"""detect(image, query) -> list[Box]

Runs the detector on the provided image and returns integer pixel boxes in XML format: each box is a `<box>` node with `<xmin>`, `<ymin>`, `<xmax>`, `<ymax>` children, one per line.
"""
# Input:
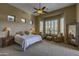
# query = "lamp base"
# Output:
<box><xmin>6</xmin><ymin>31</ymin><xmax>10</xmax><ymax>37</ymax></box>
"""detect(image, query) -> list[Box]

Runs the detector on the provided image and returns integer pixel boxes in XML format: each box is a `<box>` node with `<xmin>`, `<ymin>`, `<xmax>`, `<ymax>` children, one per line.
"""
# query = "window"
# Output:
<box><xmin>39</xmin><ymin>20</ymin><xmax>43</xmax><ymax>33</ymax></box>
<box><xmin>60</xmin><ymin>17</ymin><xmax>64</xmax><ymax>34</ymax></box>
<box><xmin>45</xmin><ymin>20</ymin><xmax>51</xmax><ymax>34</ymax></box>
<box><xmin>53</xmin><ymin>20</ymin><xmax>58</xmax><ymax>34</ymax></box>
<box><xmin>39</xmin><ymin>15</ymin><xmax>64</xmax><ymax>35</ymax></box>
<box><xmin>45</xmin><ymin>19</ymin><xmax>58</xmax><ymax>34</ymax></box>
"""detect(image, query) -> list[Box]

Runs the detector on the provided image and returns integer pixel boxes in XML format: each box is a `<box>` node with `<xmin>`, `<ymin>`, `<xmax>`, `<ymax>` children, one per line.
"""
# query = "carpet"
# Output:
<box><xmin>0</xmin><ymin>40</ymin><xmax>79</xmax><ymax>56</ymax></box>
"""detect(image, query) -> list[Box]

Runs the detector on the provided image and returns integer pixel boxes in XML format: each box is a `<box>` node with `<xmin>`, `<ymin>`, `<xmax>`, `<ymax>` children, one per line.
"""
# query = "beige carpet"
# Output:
<box><xmin>0</xmin><ymin>40</ymin><xmax>79</xmax><ymax>56</ymax></box>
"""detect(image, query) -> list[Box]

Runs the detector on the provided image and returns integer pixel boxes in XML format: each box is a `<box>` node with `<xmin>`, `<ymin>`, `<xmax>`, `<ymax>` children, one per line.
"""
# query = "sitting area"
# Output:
<box><xmin>41</xmin><ymin>33</ymin><xmax>64</xmax><ymax>42</ymax></box>
<box><xmin>38</xmin><ymin>31</ymin><xmax>78</xmax><ymax>48</ymax></box>
<box><xmin>53</xmin><ymin>33</ymin><xmax>64</xmax><ymax>42</ymax></box>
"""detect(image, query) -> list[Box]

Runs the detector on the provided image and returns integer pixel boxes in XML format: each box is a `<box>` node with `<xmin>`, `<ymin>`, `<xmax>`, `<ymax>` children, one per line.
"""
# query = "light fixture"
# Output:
<box><xmin>37</xmin><ymin>9</ymin><xmax>43</xmax><ymax>14</ymax></box>
<box><xmin>21</xmin><ymin>18</ymin><xmax>26</xmax><ymax>23</ymax></box>
<box><xmin>33</xmin><ymin>3</ymin><xmax>48</xmax><ymax>15</ymax></box>
<box><xmin>30</xmin><ymin>27</ymin><xmax>35</xmax><ymax>34</ymax></box>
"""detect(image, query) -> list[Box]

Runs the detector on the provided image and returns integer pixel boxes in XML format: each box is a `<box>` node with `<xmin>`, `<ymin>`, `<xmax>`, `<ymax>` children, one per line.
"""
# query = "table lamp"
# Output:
<box><xmin>30</xmin><ymin>27</ymin><xmax>35</xmax><ymax>34</ymax></box>
<box><xmin>32</xmin><ymin>27</ymin><xmax>35</xmax><ymax>33</ymax></box>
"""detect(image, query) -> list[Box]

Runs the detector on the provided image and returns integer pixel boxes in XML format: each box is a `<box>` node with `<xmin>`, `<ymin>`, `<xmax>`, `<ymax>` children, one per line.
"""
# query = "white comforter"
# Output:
<box><xmin>15</xmin><ymin>34</ymin><xmax>42</xmax><ymax>51</ymax></box>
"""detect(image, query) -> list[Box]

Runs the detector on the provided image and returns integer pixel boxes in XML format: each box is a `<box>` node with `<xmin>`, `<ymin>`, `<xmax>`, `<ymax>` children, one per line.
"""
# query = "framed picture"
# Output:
<box><xmin>8</xmin><ymin>15</ymin><xmax>15</xmax><ymax>22</ymax></box>
<box><xmin>30</xmin><ymin>20</ymin><xmax>33</xmax><ymax>25</ymax></box>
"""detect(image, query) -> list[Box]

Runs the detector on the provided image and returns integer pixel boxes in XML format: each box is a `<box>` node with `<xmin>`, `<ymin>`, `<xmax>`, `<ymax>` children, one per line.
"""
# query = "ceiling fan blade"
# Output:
<box><xmin>34</xmin><ymin>8</ymin><xmax>38</xmax><ymax>10</ymax></box>
<box><xmin>42</xmin><ymin>7</ymin><xmax>46</xmax><ymax>10</ymax></box>
<box><xmin>43</xmin><ymin>11</ymin><xmax>48</xmax><ymax>14</ymax></box>
<box><xmin>33</xmin><ymin>11</ymin><xmax>37</xmax><ymax>13</ymax></box>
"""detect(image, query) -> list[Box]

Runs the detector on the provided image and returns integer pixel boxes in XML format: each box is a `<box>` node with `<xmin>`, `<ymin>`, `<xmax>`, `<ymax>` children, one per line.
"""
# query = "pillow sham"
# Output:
<box><xmin>16</xmin><ymin>31</ymin><xmax>24</xmax><ymax>36</ymax></box>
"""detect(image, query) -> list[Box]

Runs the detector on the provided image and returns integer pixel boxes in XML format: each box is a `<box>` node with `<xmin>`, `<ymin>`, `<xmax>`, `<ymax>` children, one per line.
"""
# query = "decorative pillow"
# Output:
<box><xmin>24</xmin><ymin>31</ymin><xmax>29</xmax><ymax>35</ymax></box>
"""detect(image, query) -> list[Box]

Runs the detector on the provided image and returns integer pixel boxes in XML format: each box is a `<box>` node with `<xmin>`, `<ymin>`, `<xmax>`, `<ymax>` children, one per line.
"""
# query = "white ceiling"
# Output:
<box><xmin>9</xmin><ymin>3</ymin><xmax>74</xmax><ymax>15</ymax></box>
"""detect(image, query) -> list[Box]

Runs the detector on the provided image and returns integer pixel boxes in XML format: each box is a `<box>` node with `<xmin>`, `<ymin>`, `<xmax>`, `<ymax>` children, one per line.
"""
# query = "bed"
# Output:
<box><xmin>15</xmin><ymin>34</ymin><xmax>42</xmax><ymax>51</ymax></box>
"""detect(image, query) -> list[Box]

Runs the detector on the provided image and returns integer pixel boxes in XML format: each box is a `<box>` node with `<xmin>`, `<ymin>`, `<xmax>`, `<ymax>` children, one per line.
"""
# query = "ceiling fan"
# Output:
<box><xmin>33</xmin><ymin>3</ymin><xmax>48</xmax><ymax>15</ymax></box>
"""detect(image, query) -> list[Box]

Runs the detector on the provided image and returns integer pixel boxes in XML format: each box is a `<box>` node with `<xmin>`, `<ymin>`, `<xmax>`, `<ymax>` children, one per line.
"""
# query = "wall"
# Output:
<box><xmin>0</xmin><ymin>3</ymin><xmax>33</xmax><ymax>35</ymax></box>
<box><xmin>64</xmin><ymin>5</ymin><xmax>76</xmax><ymax>24</ymax></box>
<box><xmin>77</xmin><ymin>4</ymin><xmax>79</xmax><ymax>22</ymax></box>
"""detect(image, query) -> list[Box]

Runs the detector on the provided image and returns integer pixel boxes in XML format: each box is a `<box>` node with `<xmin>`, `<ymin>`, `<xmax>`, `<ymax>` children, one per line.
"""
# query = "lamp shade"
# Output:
<box><xmin>2</xmin><ymin>27</ymin><xmax>11</xmax><ymax>32</ymax></box>
<box><xmin>2</xmin><ymin>27</ymin><xmax>11</xmax><ymax>37</ymax></box>
<box><xmin>30</xmin><ymin>27</ymin><xmax>35</xmax><ymax>33</ymax></box>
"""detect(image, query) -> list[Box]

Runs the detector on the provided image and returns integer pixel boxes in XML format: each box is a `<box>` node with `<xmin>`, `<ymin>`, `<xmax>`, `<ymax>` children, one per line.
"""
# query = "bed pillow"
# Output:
<box><xmin>16</xmin><ymin>31</ymin><xmax>24</xmax><ymax>36</ymax></box>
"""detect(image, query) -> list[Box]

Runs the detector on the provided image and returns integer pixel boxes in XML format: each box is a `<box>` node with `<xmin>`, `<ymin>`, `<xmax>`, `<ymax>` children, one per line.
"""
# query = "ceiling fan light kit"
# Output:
<box><xmin>33</xmin><ymin>3</ymin><xmax>48</xmax><ymax>15</ymax></box>
<box><xmin>37</xmin><ymin>9</ymin><xmax>43</xmax><ymax>14</ymax></box>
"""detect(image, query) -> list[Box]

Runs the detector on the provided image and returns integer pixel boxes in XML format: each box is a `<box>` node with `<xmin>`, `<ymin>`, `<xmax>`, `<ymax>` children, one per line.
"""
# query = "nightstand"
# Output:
<box><xmin>2</xmin><ymin>36</ymin><xmax>14</xmax><ymax>47</ymax></box>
